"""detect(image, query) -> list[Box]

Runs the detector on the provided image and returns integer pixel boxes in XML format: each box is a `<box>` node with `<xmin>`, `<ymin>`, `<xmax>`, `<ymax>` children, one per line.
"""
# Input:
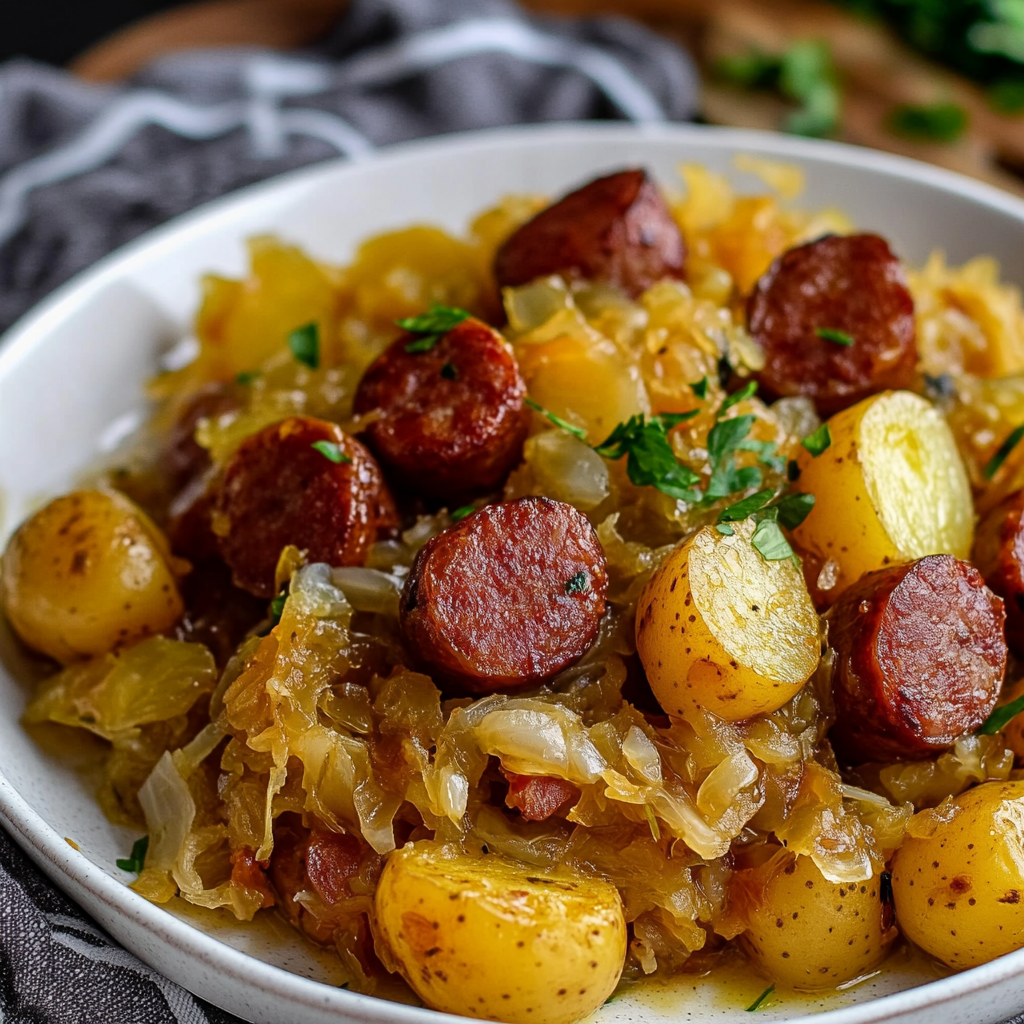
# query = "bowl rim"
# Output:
<box><xmin>2</xmin><ymin>119</ymin><xmax>1024</xmax><ymax>1024</ymax></box>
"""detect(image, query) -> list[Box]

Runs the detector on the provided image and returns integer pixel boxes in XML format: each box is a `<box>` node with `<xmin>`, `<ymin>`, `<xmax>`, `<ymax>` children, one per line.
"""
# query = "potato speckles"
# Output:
<box><xmin>375</xmin><ymin>842</ymin><xmax>625</xmax><ymax>1024</ymax></box>
<box><xmin>636</xmin><ymin>520</ymin><xmax>819</xmax><ymax>722</ymax></box>
<box><xmin>738</xmin><ymin>854</ymin><xmax>896</xmax><ymax>989</ymax></box>
<box><xmin>892</xmin><ymin>781</ymin><xmax>1024</xmax><ymax>969</ymax></box>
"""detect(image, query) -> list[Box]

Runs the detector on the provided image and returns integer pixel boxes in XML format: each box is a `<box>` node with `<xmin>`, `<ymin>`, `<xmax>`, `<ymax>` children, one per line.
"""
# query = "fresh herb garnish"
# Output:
<box><xmin>889</xmin><ymin>101</ymin><xmax>968</xmax><ymax>143</ymax></box>
<box><xmin>717</xmin><ymin>489</ymin><xmax>775</xmax><ymax>523</ymax></box>
<box><xmin>716</xmin><ymin>491</ymin><xmax>815</xmax><ymax>561</ymax></box>
<box><xmin>450</xmin><ymin>504</ymin><xmax>476</xmax><ymax>523</ymax></box>
<box><xmin>978</xmin><ymin>693</ymin><xmax>1024</xmax><ymax>735</ymax></box>
<box><xmin>269</xmin><ymin>590</ymin><xmax>288</xmax><ymax>628</ymax></box>
<box><xmin>984</xmin><ymin>424</ymin><xmax>1024</xmax><ymax>479</ymax></box>
<box><xmin>719</xmin><ymin>380</ymin><xmax>758</xmax><ymax>416</ymax></box>
<box><xmin>235</xmin><ymin>370</ymin><xmax>261</xmax><ymax>385</ymax></box>
<box><xmin>815</xmin><ymin>327</ymin><xmax>854</xmax><ymax>347</ymax></box>
<box><xmin>691</xmin><ymin>376</ymin><xmax>710</xmax><ymax>399</ymax></box>
<box><xmin>525</xmin><ymin>397</ymin><xmax>588</xmax><ymax>441</ymax></box>
<box><xmin>440</xmin><ymin>362</ymin><xmax>459</xmax><ymax>380</ymax></box>
<box><xmin>704</xmin><ymin>415</ymin><xmax>764</xmax><ymax>502</ymax></box>
<box><xmin>310</xmin><ymin>440</ymin><xmax>352</xmax><ymax>464</ymax></box>
<box><xmin>746</xmin><ymin>984</ymin><xmax>775</xmax><ymax>1012</ymax></box>
<box><xmin>989</xmin><ymin>79</ymin><xmax>1024</xmax><ymax>115</ymax></box>
<box><xmin>593</xmin><ymin>412</ymin><xmax>703</xmax><ymax>501</ymax></box>
<box><xmin>116</xmin><ymin>835</ymin><xmax>149</xmax><ymax>875</ymax></box>
<box><xmin>288</xmin><ymin>323</ymin><xmax>320</xmax><ymax>369</ymax></box>
<box><xmin>398</xmin><ymin>304</ymin><xmax>471</xmax><ymax>353</ymax></box>
<box><xmin>801</xmin><ymin>423</ymin><xmax>832</xmax><ymax>457</ymax></box>
<box><xmin>773</xmin><ymin>492</ymin><xmax>816</xmax><ymax>529</ymax></box>
<box><xmin>564</xmin><ymin>570</ymin><xmax>590</xmax><ymax>595</ymax></box>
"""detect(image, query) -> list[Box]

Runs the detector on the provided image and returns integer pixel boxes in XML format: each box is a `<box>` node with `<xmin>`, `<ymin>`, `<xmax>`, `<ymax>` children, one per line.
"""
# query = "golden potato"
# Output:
<box><xmin>374</xmin><ymin>842</ymin><xmax>625</xmax><ymax>1024</ymax></box>
<box><xmin>1</xmin><ymin>490</ymin><xmax>185</xmax><ymax>663</ymax></box>
<box><xmin>891</xmin><ymin>780</ymin><xmax>1024</xmax><ymax>970</ymax></box>
<box><xmin>739</xmin><ymin>853</ymin><xmax>896</xmax><ymax>989</ymax></box>
<box><xmin>792</xmin><ymin>390</ymin><xmax>973</xmax><ymax>602</ymax></box>
<box><xmin>636</xmin><ymin>518</ymin><xmax>820</xmax><ymax>722</ymax></box>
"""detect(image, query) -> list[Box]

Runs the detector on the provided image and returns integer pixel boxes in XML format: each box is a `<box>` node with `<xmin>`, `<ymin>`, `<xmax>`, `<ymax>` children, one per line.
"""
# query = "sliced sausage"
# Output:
<box><xmin>826</xmin><ymin>555</ymin><xmax>1005</xmax><ymax>764</ymax></box>
<box><xmin>401</xmin><ymin>496</ymin><xmax>608</xmax><ymax>693</ymax></box>
<box><xmin>502</xmin><ymin>768</ymin><xmax>581</xmax><ymax>821</ymax></box>
<box><xmin>974</xmin><ymin>489</ymin><xmax>1024</xmax><ymax>659</ymax></box>
<box><xmin>230</xmin><ymin>846</ymin><xmax>275</xmax><ymax>909</ymax></box>
<box><xmin>493</xmin><ymin>169</ymin><xmax>685</xmax><ymax>298</ymax></box>
<box><xmin>164</xmin><ymin>383</ymin><xmax>240</xmax><ymax>487</ymax></box>
<box><xmin>353</xmin><ymin>317</ymin><xmax>528</xmax><ymax>501</ymax></box>
<box><xmin>747</xmin><ymin>234</ymin><xmax>917</xmax><ymax>415</ymax></box>
<box><xmin>216</xmin><ymin>416</ymin><xmax>394</xmax><ymax>598</ymax></box>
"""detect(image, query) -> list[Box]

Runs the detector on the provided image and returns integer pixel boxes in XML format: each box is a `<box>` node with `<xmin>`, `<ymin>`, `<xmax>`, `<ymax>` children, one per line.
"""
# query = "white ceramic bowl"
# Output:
<box><xmin>2</xmin><ymin>123</ymin><xmax>1024</xmax><ymax>1024</ymax></box>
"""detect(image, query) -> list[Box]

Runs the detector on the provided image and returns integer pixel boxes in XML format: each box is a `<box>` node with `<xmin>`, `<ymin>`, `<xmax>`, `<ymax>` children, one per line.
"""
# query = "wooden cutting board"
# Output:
<box><xmin>70</xmin><ymin>0</ymin><xmax>1024</xmax><ymax>196</ymax></box>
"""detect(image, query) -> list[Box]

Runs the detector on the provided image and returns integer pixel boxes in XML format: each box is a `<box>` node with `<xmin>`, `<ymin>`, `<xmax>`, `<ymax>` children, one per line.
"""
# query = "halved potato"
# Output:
<box><xmin>793</xmin><ymin>390</ymin><xmax>973</xmax><ymax>602</ymax></box>
<box><xmin>636</xmin><ymin>519</ymin><xmax>820</xmax><ymax>722</ymax></box>
<box><xmin>375</xmin><ymin>842</ymin><xmax>625</xmax><ymax>1024</ymax></box>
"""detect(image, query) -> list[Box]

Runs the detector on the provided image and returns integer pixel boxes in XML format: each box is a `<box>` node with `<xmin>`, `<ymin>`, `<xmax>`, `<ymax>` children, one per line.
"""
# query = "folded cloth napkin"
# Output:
<box><xmin>0</xmin><ymin>1</ymin><xmax>697</xmax><ymax>1021</ymax></box>
<box><xmin>0</xmin><ymin>0</ymin><xmax>698</xmax><ymax>334</ymax></box>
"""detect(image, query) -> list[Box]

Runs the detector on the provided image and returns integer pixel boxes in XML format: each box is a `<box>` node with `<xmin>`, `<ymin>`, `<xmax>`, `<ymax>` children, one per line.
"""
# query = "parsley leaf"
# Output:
<box><xmin>398</xmin><ymin>304</ymin><xmax>471</xmax><ymax>353</ymax></box>
<box><xmin>717</xmin><ymin>489</ymin><xmax>775</xmax><ymax>523</ymax></box>
<box><xmin>310</xmin><ymin>440</ymin><xmax>352</xmax><ymax>464</ymax></box>
<box><xmin>116</xmin><ymin>835</ymin><xmax>149</xmax><ymax>874</ymax></box>
<box><xmin>719</xmin><ymin>380</ymin><xmax>758</xmax><ymax>416</ymax></box>
<box><xmin>525</xmin><ymin>397</ymin><xmax>588</xmax><ymax>441</ymax></box>
<box><xmin>705</xmin><ymin>415</ymin><xmax>762</xmax><ymax>501</ymax></box>
<box><xmin>450</xmin><ymin>504</ymin><xmax>476</xmax><ymax>523</ymax></box>
<box><xmin>593</xmin><ymin>413</ymin><xmax>702</xmax><ymax>501</ymax></box>
<box><xmin>235</xmin><ymin>370</ymin><xmax>261</xmax><ymax>385</ymax></box>
<box><xmin>889</xmin><ymin>101</ymin><xmax>968</xmax><ymax>143</ymax></box>
<box><xmin>746</xmin><ymin>983</ymin><xmax>775</xmax><ymax>1012</ymax></box>
<box><xmin>564</xmin><ymin>571</ymin><xmax>590</xmax><ymax>595</ymax></box>
<box><xmin>978</xmin><ymin>694</ymin><xmax>1024</xmax><ymax>735</ymax></box>
<box><xmin>815</xmin><ymin>327</ymin><xmax>854</xmax><ymax>346</ymax></box>
<box><xmin>269</xmin><ymin>589</ymin><xmax>288</xmax><ymax>628</ymax></box>
<box><xmin>752</xmin><ymin>518</ymin><xmax>794</xmax><ymax>560</ymax></box>
<box><xmin>774</xmin><ymin>492</ymin><xmax>815</xmax><ymax>529</ymax></box>
<box><xmin>691</xmin><ymin>376</ymin><xmax>709</xmax><ymax>399</ymax></box>
<box><xmin>984</xmin><ymin>424</ymin><xmax>1024</xmax><ymax>480</ymax></box>
<box><xmin>440</xmin><ymin>362</ymin><xmax>458</xmax><ymax>380</ymax></box>
<box><xmin>288</xmin><ymin>323</ymin><xmax>320</xmax><ymax>369</ymax></box>
<box><xmin>801</xmin><ymin>423</ymin><xmax>831</xmax><ymax>456</ymax></box>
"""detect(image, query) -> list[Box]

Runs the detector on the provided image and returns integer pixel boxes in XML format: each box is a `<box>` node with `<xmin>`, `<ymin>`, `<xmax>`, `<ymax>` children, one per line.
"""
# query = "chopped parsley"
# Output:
<box><xmin>984</xmin><ymin>424</ymin><xmax>1024</xmax><ymax>479</ymax></box>
<box><xmin>746</xmin><ymin>984</ymin><xmax>775</xmax><ymax>1012</ymax></box>
<box><xmin>440</xmin><ymin>362</ymin><xmax>459</xmax><ymax>380</ymax></box>
<box><xmin>288</xmin><ymin>323</ymin><xmax>320</xmax><ymax>369</ymax></box>
<box><xmin>564</xmin><ymin>570</ymin><xmax>590</xmax><ymax>595</ymax></box>
<box><xmin>235</xmin><ymin>370</ymin><xmax>261</xmax><ymax>385</ymax></box>
<box><xmin>801</xmin><ymin>423</ymin><xmax>832</xmax><ymax>457</ymax></box>
<box><xmin>716</xmin><ymin>491</ymin><xmax>815</xmax><ymax>562</ymax></box>
<box><xmin>889</xmin><ymin>101</ymin><xmax>968</xmax><ymax>143</ymax></box>
<box><xmin>269</xmin><ymin>590</ymin><xmax>288</xmax><ymax>628</ymax></box>
<box><xmin>717</xmin><ymin>489</ymin><xmax>775</xmax><ymax>523</ymax></box>
<box><xmin>116</xmin><ymin>835</ymin><xmax>149</xmax><ymax>875</ymax></box>
<box><xmin>593</xmin><ymin>412</ymin><xmax>702</xmax><ymax>501</ymax></box>
<box><xmin>704</xmin><ymin>415</ymin><xmax>764</xmax><ymax>502</ymax></box>
<box><xmin>978</xmin><ymin>693</ymin><xmax>1024</xmax><ymax>735</ymax></box>
<box><xmin>719</xmin><ymin>380</ymin><xmax>758</xmax><ymax>415</ymax></box>
<box><xmin>524</xmin><ymin>397</ymin><xmax>587</xmax><ymax>441</ymax></box>
<box><xmin>450</xmin><ymin>504</ymin><xmax>476</xmax><ymax>523</ymax></box>
<box><xmin>310</xmin><ymin>440</ymin><xmax>352</xmax><ymax>464</ymax></box>
<box><xmin>398</xmin><ymin>304</ymin><xmax>471</xmax><ymax>353</ymax></box>
<box><xmin>815</xmin><ymin>327</ymin><xmax>854</xmax><ymax>346</ymax></box>
<box><xmin>691</xmin><ymin>376</ymin><xmax>709</xmax><ymax>399</ymax></box>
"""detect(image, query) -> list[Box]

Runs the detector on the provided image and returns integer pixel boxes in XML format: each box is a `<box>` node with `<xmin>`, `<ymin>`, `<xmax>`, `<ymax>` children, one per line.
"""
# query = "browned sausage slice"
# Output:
<box><xmin>353</xmin><ymin>317</ymin><xmax>528</xmax><ymax>501</ymax></box>
<box><xmin>493</xmin><ymin>169</ymin><xmax>685</xmax><ymax>298</ymax></box>
<box><xmin>401</xmin><ymin>496</ymin><xmax>608</xmax><ymax>693</ymax></box>
<box><xmin>747</xmin><ymin>234</ymin><xmax>917</xmax><ymax>415</ymax></box>
<box><xmin>974</xmin><ymin>489</ymin><xmax>1024</xmax><ymax>659</ymax></box>
<box><xmin>216</xmin><ymin>416</ymin><xmax>394</xmax><ymax>598</ymax></box>
<box><xmin>502</xmin><ymin>769</ymin><xmax>581</xmax><ymax>821</ymax></box>
<box><xmin>826</xmin><ymin>555</ymin><xmax>1005</xmax><ymax>763</ymax></box>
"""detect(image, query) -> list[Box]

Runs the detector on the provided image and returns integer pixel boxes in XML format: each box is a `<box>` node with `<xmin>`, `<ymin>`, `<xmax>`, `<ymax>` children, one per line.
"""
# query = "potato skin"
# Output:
<box><xmin>891</xmin><ymin>781</ymin><xmax>1024</xmax><ymax>970</ymax></box>
<box><xmin>739</xmin><ymin>854</ymin><xmax>897</xmax><ymax>989</ymax></box>
<box><xmin>0</xmin><ymin>490</ymin><xmax>184</xmax><ymax>663</ymax></box>
<box><xmin>374</xmin><ymin>842</ymin><xmax>625</xmax><ymax>1024</ymax></box>
<box><xmin>636</xmin><ymin>520</ymin><xmax>820</xmax><ymax>722</ymax></box>
<box><xmin>792</xmin><ymin>391</ymin><xmax>973</xmax><ymax>605</ymax></box>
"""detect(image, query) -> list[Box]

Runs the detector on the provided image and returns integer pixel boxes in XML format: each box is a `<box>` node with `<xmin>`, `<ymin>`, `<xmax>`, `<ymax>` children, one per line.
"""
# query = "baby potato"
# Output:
<box><xmin>891</xmin><ymin>780</ymin><xmax>1024</xmax><ymax>970</ymax></box>
<box><xmin>636</xmin><ymin>519</ymin><xmax>820</xmax><ymax>722</ymax></box>
<box><xmin>793</xmin><ymin>390</ymin><xmax>973</xmax><ymax>603</ymax></box>
<box><xmin>0</xmin><ymin>490</ymin><xmax>184</xmax><ymax>663</ymax></box>
<box><xmin>740</xmin><ymin>854</ymin><xmax>897</xmax><ymax>989</ymax></box>
<box><xmin>374</xmin><ymin>842</ymin><xmax>626</xmax><ymax>1024</ymax></box>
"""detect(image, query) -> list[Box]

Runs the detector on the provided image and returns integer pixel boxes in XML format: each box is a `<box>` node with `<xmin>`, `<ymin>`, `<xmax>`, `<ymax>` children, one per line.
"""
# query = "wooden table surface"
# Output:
<box><xmin>68</xmin><ymin>0</ymin><xmax>1024</xmax><ymax>197</ymax></box>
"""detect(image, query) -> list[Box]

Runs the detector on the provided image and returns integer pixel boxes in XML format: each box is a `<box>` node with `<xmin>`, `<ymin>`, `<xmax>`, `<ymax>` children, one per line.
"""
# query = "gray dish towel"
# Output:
<box><xmin>0</xmin><ymin>1</ymin><xmax>698</xmax><ymax>1022</ymax></box>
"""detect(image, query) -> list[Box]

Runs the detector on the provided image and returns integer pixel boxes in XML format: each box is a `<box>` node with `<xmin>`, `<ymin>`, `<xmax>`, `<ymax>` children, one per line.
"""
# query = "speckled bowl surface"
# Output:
<box><xmin>2</xmin><ymin>123</ymin><xmax>1024</xmax><ymax>1024</ymax></box>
